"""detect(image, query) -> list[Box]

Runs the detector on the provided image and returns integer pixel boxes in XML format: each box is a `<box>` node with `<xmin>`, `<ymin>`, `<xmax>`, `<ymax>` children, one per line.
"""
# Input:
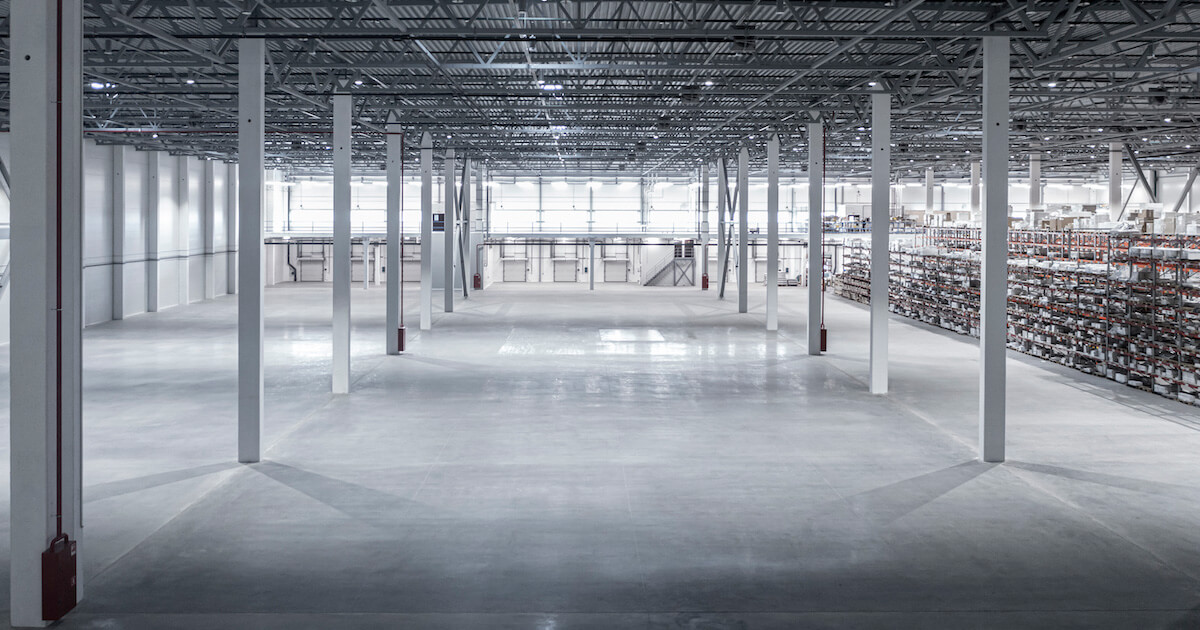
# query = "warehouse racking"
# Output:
<box><xmin>835</xmin><ymin>229</ymin><xmax>1200</xmax><ymax>406</ymax></box>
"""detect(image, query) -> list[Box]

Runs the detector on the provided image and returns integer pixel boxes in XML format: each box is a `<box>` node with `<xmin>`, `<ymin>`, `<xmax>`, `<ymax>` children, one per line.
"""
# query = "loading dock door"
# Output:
<box><xmin>553</xmin><ymin>260</ymin><xmax>578</xmax><ymax>282</ymax></box>
<box><xmin>502</xmin><ymin>259</ymin><xmax>527</xmax><ymax>282</ymax></box>
<box><xmin>604</xmin><ymin>260</ymin><xmax>628</xmax><ymax>282</ymax></box>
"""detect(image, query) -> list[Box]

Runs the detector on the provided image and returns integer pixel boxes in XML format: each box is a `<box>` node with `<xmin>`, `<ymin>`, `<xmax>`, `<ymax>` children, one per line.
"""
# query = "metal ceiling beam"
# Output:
<box><xmin>1124</xmin><ymin>142</ymin><xmax>1158</xmax><ymax>202</ymax></box>
<box><xmin>16</xmin><ymin>0</ymin><xmax>1196</xmax><ymax>173</ymax></box>
<box><xmin>644</xmin><ymin>0</ymin><xmax>930</xmax><ymax>174</ymax></box>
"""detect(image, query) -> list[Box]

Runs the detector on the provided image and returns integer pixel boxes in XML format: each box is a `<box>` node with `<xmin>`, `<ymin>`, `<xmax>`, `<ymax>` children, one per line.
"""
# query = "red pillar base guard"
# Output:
<box><xmin>41</xmin><ymin>534</ymin><xmax>77</xmax><ymax>621</ymax></box>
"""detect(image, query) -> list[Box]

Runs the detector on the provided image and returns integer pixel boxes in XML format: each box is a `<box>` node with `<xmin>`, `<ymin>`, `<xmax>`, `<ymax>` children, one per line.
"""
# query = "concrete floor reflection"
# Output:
<box><xmin>1</xmin><ymin>283</ymin><xmax>1198</xmax><ymax>629</ymax></box>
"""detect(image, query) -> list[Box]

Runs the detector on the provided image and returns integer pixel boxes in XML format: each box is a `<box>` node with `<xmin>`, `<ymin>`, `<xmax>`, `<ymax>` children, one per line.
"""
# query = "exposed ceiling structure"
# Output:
<box><xmin>5</xmin><ymin>1</ymin><xmax>1200</xmax><ymax>179</ymax></box>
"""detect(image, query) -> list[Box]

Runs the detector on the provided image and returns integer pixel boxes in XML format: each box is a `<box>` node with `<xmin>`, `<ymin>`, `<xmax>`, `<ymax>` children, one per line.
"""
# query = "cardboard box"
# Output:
<box><xmin>1039</xmin><ymin>217</ymin><xmax>1077</xmax><ymax>231</ymax></box>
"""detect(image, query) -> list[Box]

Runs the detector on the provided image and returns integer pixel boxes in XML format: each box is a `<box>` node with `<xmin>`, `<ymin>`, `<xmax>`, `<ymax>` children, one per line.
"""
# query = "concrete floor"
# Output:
<box><xmin>3</xmin><ymin>281</ymin><xmax>1200</xmax><ymax>629</ymax></box>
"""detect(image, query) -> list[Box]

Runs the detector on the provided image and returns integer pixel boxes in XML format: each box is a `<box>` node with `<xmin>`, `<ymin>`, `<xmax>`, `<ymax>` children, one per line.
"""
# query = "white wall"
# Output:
<box><xmin>117</xmin><ymin>148</ymin><xmax>150</xmax><ymax>319</ymax></box>
<box><xmin>185</xmin><ymin>157</ymin><xmax>204</xmax><ymax>303</ymax></box>
<box><xmin>6</xmin><ymin>139</ymin><xmax>1197</xmax><ymax>340</ymax></box>
<box><xmin>76</xmin><ymin>140</ymin><xmax>239</xmax><ymax>329</ymax></box>
<box><xmin>1147</xmin><ymin>170</ymin><xmax>1200</xmax><ymax>213</ymax></box>
<box><xmin>213</xmin><ymin>164</ymin><xmax>231</xmax><ymax>295</ymax></box>
<box><xmin>284</xmin><ymin>165</ymin><xmax>1200</xmax><ymax>237</ymax></box>
<box><xmin>0</xmin><ymin>136</ymin><xmax>242</xmax><ymax>342</ymax></box>
<box><xmin>484</xmin><ymin>242</ymin><xmax>501</xmax><ymax>287</ymax></box>
<box><xmin>887</xmin><ymin>168</ymin><xmax>1200</xmax><ymax>220</ymax></box>
<box><xmin>473</xmin><ymin>240</ymin><xmax>678</xmax><ymax>285</ymax></box>
<box><xmin>155</xmin><ymin>154</ymin><xmax>180</xmax><ymax>310</ymax></box>
<box><xmin>83</xmin><ymin>141</ymin><xmax>115</xmax><ymax>325</ymax></box>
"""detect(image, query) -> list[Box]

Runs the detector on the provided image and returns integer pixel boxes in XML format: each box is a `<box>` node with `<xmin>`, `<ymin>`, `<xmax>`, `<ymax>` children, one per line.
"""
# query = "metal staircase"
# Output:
<box><xmin>643</xmin><ymin>242</ymin><xmax>696</xmax><ymax>287</ymax></box>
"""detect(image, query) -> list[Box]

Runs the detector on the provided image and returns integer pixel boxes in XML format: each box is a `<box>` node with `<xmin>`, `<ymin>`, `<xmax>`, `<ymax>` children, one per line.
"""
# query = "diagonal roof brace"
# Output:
<box><xmin>1124</xmin><ymin>142</ymin><xmax>1157</xmax><ymax>203</ymax></box>
<box><xmin>1169</xmin><ymin>167</ymin><xmax>1198</xmax><ymax>215</ymax></box>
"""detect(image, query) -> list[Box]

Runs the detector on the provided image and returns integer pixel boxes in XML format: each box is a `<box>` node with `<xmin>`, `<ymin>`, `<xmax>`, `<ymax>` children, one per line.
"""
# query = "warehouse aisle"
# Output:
<box><xmin>3</xmin><ymin>283</ymin><xmax>1200</xmax><ymax>629</ymax></box>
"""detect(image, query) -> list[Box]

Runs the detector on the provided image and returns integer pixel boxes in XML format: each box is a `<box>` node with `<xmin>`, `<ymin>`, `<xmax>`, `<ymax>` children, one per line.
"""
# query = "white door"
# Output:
<box><xmin>502</xmin><ymin>260</ymin><xmax>527</xmax><ymax>282</ymax></box>
<box><xmin>553</xmin><ymin>260</ymin><xmax>577</xmax><ymax>282</ymax></box>
<box><xmin>604</xmin><ymin>260</ymin><xmax>628</xmax><ymax>282</ymax></box>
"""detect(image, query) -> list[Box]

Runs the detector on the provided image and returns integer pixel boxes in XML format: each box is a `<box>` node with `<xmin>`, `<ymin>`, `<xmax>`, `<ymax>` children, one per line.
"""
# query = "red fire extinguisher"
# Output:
<box><xmin>473</xmin><ymin>273</ymin><xmax>482</xmax><ymax>290</ymax></box>
<box><xmin>701</xmin><ymin>274</ymin><xmax>709</xmax><ymax>290</ymax></box>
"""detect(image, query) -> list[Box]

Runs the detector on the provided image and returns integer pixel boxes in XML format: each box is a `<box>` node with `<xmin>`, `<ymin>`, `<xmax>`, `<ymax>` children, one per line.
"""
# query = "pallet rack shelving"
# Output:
<box><xmin>834</xmin><ymin>229</ymin><xmax>1200</xmax><ymax>407</ymax></box>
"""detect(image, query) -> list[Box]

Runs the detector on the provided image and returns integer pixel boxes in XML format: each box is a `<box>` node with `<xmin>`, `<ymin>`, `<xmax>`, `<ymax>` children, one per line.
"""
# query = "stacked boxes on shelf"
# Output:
<box><xmin>833</xmin><ymin>228</ymin><xmax>1200</xmax><ymax>407</ymax></box>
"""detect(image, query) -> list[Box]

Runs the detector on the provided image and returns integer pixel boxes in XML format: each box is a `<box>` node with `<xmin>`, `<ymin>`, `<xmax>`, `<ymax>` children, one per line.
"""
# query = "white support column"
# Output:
<box><xmin>146</xmin><ymin>153</ymin><xmax>160</xmax><ymax>312</ymax></box>
<box><xmin>766</xmin><ymin>135</ymin><xmax>780</xmax><ymax>331</ymax></box>
<box><xmin>588</xmin><ymin>185</ymin><xmax>595</xmax><ymax>233</ymax></box>
<box><xmin>419</xmin><ymin>133</ymin><xmax>433</xmax><ymax>330</ymax></box>
<box><xmin>461</xmin><ymin>156</ymin><xmax>471</xmax><ymax>298</ymax></box>
<box><xmin>11</xmin><ymin>1</ymin><xmax>84</xmax><ymax>624</ymax></box>
<box><xmin>111</xmin><ymin>145</ymin><xmax>127</xmax><ymax>320</ymax></box>
<box><xmin>700</xmin><ymin>163</ymin><xmax>710</xmax><ymax>289</ymax></box>
<box><xmin>737</xmin><ymin>145</ymin><xmax>749</xmax><ymax>314</ymax></box>
<box><xmin>638</xmin><ymin>178</ymin><xmax>646</xmax><ymax>229</ymax></box>
<box><xmin>808</xmin><ymin>122</ymin><xmax>824</xmax><ymax>355</ymax></box>
<box><xmin>443</xmin><ymin>147</ymin><xmax>457</xmax><ymax>312</ymax></box>
<box><xmin>237</xmin><ymin>38</ymin><xmax>265</xmax><ymax>464</ymax></box>
<box><xmin>790</xmin><ymin>185</ymin><xmax>798</xmax><ymax>230</ymax></box>
<box><xmin>203</xmin><ymin>160</ymin><xmax>217</xmax><ymax>300</ymax></box>
<box><xmin>373</xmin><ymin>240</ymin><xmax>382</xmax><ymax>288</ymax></box>
<box><xmin>589</xmin><ymin>240</ymin><xmax>596</xmax><ymax>290</ymax></box>
<box><xmin>226</xmin><ymin>162</ymin><xmax>238</xmax><ymax>295</ymax></box>
<box><xmin>473</xmin><ymin>162</ymin><xmax>483</xmax><ymax>282</ymax></box>
<box><xmin>332</xmin><ymin>94</ymin><xmax>352</xmax><ymax>395</ymax></box>
<box><xmin>925</xmin><ymin>167</ymin><xmax>935</xmax><ymax>215</ymax></box>
<box><xmin>1029</xmin><ymin>153</ymin><xmax>1042</xmax><ymax>212</ymax></box>
<box><xmin>361</xmin><ymin>239</ymin><xmax>369</xmax><ymax>291</ymax></box>
<box><xmin>716</xmin><ymin>157</ymin><xmax>728</xmax><ymax>297</ymax></box>
<box><xmin>1109</xmin><ymin>142</ymin><xmax>1123</xmax><ymax>221</ymax></box>
<box><xmin>870</xmin><ymin>92</ymin><xmax>891</xmax><ymax>394</ymax></box>
<box><xmin>481</xmin><ymin>165</ymin><xmax>490</xmax><ymax>234</ymax></box>
<box><xmin>537</xmin><ymin>176</ymin><xmax>544</xmax><ymax>230</ymax></box>
<box><xmin>980</xmin><ymin>35</ymin><xmax>1010</xmax><ymax>463</ymax></box>
<box><xmin>177</xmin><ymin>156</ymin><xmax>190</xmax><ymax>305</ymax></box>
<box><xmin>386</xmin><ymin>123</ymin><xmax>402</xmax><ymax>355</ymax></box>
<box><xmin>970</xmin><ymin>161</ymin><xmax>981</xmax><ymax>223</ymax></box>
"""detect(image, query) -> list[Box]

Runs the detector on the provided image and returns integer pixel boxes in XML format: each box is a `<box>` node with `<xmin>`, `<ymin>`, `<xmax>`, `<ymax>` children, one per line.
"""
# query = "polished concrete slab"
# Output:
<box><xmin>3</xmin><ymin>282</ymin><xmax>1200</xmax><ymax>629</ymax></box>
